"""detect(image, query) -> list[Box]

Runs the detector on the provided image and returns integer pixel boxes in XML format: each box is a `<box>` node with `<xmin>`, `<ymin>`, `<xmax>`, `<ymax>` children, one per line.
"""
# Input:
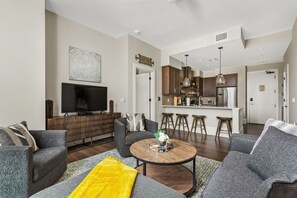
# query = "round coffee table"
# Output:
<box><xmin>130</xmin><ymin>138</ymin><xmax>197</xmax><ymax>196</ymax></box>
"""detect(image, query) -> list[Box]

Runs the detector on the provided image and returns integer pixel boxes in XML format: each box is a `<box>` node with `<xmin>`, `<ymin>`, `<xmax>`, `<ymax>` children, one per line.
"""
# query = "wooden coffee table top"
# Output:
<box><xmin>130</xmin><ymin>138</ymin><xmax>197</xmax><ymax>164</ymax></box>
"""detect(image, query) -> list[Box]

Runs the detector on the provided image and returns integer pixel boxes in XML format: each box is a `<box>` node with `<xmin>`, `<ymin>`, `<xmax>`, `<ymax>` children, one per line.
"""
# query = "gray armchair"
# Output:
<box><xmin>0</xmin><ymin>130</ymin><xmax>67</xmax><ymax>198</ymax></box>
<box><xmin>114</xmin><ymin>118</ymin><xmax>158</xmax><ymax>157</ymax></box>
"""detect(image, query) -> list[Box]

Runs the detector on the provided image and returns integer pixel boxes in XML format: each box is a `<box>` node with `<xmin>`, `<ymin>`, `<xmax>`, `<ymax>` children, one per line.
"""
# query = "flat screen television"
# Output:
<box><xmin>62</xmin><ymin>83</ymin><xmax>107</xmax><ymax>114</ymax></box>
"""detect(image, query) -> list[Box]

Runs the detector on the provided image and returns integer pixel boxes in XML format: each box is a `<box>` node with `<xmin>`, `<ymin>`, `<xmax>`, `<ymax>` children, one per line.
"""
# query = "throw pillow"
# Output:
<box><xmin>247</xmin><ymin>126</ymin><xmax>297</xmax><ymax>180</ymax></box>
<box><xmin>126</xmin><ymin>113</ymin><xmax>145</xmax><ymax>132</ymax></box>
<box><xmin>250</xmin><ymin>118</ymin><xmax>297</xmax><ymax>154</ymax></box>
<box><xmin>0</xmin><ymin>121</ymin><xmax>39</xmax><ymax>152</ymax></box>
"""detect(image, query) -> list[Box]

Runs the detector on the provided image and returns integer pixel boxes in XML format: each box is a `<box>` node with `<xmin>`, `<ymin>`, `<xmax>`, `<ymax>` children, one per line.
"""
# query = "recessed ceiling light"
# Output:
<box><xmin>133</xmin><ymin>29</ymin><xmax>141</xmax><ymax>35</ymax></box>
<box><xmin>167</xmin><ymin>0</ymin><xmax>178</xmax><ymax>3</ymax></box>
<box><xmin>259</xmin><ymin>48</ymin><xmax>264</xmax><ymax>51</ymax></box>
<box><xmin>199</xmin><ymin>59</ymin><xmax>203</xmax><ymax>62</ymax></box>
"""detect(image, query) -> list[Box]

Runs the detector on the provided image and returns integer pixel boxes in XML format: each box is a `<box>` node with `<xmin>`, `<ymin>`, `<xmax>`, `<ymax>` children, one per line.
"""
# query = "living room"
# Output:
<box><xmin>1</xmin><ymin>0</ymin><xmax>297</xmax><ymax>197</ymax></box>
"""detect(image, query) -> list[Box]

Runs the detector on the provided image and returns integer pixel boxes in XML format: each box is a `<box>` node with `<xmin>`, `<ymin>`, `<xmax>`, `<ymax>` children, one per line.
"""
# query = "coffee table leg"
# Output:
<box><xmin>193</xmin><ymin>158</ymin><xmax>196</xmax><ymax>181</ymax></box>
<box><xmin>136</xmin><ymin>159</ymin><xmax>139</xmax><ymax>167</ymax></box>
<box><xmin>143</xmin><ymin>162</ymin><xmax>146</xmax><ymax>176</ymax></box>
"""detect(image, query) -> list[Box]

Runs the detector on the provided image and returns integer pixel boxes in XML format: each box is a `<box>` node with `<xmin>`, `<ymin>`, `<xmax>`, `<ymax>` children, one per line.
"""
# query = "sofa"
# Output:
<box><xmin>202</xmin><ymin>119</ymin><xmax>297</xmax><ymax>198</ymax></box>
<box><xmin>114</xmin><ymin>117</ymin><xmax>158</xmax><ymax>157</ymax></box>
<box><xmin>30</xmin><ymin>169</ymin><xmax>186</xmax><ymax>198</ymax></box>
<box><xmin>0</xmin><ymin>130</ymin><xmax>67</xmax><ymax>197</ymax></box>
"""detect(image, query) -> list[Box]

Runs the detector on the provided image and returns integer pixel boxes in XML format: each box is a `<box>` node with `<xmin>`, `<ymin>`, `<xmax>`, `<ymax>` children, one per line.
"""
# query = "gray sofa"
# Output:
<box><xmin>114</xmin><ymin>118</ymin><xmax>158</xmax><ymax>157</ymax></box>
<box><xmin>30</xmin><ymin>169</ymin><xmax>186</xmax><ymax>198</ymax></box>
<box><xmin>202</xmin><ymin>125</ymin><xmax>297</xmax><ymax>198</ymax></box>
<box><xmin>0</xmin><ymin>130</ymin><xmax>67</xmax><ymax>198</ymax></box>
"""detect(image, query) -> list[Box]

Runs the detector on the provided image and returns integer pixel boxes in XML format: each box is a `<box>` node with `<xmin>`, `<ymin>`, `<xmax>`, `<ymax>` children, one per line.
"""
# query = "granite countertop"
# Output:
<box><xmin>162</xmin><ymin>105</ymin><xmax>239</xmax><ymax>110</ymax></box>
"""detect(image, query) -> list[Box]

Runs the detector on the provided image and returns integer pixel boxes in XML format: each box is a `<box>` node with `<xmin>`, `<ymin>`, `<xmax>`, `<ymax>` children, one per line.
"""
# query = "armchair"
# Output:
<box><xmin>114</xmin><ymin>118</ymin><xmax>158</xmax><ymax>157</ymax></box>
<box><xmin>0</xmin><ymin>130</ymin><xmax>67</xmax><ymax>198</ymax></box>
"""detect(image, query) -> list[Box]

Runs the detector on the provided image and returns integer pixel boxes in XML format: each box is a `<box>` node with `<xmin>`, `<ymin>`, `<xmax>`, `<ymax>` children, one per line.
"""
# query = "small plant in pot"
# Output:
<box><xmin>154</xmin><ymin>129</ymin><xmax>169</xmax><ymax>152</ymax></box>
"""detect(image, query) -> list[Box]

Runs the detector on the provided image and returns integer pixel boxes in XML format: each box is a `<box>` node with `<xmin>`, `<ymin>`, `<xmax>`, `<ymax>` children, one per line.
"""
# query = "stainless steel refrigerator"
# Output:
<box><xmin>216</xmin><ymin>87</ymin><xmax>237</xmax><ymax>107</ymax></box>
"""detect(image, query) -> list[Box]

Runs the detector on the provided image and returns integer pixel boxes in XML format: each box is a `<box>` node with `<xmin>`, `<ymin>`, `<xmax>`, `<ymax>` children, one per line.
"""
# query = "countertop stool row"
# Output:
<box><xmin>160</xmin><ymin>113</ymin><xmax>233</xmax><ymax>138</ymax></box>
<box><xmin>160</xmin><ymin>113</ymin><xmax>207</xmax><ymax>135</ymax></box>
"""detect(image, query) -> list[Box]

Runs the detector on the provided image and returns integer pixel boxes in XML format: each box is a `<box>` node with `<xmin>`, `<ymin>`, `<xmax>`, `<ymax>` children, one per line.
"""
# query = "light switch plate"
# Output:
<box><xmin>292</xmin><ymin>98</ymin><xmax>296</xmax><ymax>103</ymax></box>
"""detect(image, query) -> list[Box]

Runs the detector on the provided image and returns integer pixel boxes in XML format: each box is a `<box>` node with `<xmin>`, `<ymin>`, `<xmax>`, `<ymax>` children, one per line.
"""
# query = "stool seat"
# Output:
<box><xmin>191</xmin><ymin>115</ymin><xmax>207</xmax><ymax>135</ymax></box>
<box><xmin>163</xmin><ymin>113</ymin><xmax>174</xmax><ymax>116</ymax></box>
<box><xmin>216</xmin><ymin>117</ymin><xmax>232</xmax><ymax>138</ymax></box>
<box><xmin>174</xmin><ymin>114</ymin><xmax>190</xmax><ymax>134</ymax></box>
<box><xmin>216</xmin><ymin>116</ymin><xmax>232</xmax><ymax>121</ymax></box>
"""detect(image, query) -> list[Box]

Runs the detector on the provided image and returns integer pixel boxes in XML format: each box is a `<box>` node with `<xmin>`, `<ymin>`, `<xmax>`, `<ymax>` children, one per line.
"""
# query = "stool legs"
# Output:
<box><xmin>191</xmin><ymin>117</ymin><xmax>207</xmax><ymax>135</ymax></box>
<box><xmin>216</xmin><ymin>118</ymin><xmax>232</xmax><ymax>138</ymax></box>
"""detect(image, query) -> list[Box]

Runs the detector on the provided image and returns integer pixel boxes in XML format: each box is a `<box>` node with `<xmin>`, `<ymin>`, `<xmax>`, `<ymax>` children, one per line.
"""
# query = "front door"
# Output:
<box><xmin>247</xmin><ymin>70</ymin><xmax>278</xmax><ymax>124</ymax></box>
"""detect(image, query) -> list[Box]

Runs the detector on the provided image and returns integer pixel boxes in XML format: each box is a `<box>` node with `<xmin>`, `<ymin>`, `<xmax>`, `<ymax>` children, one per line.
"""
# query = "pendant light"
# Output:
<box><xmin>183</xmin><ymin>54</ymin><xmax>191</xmax><ymax>87</ymax></box>
<box><xmin>216</xmin><ymin>47</ymin><xmax>225</xmax><ymax>85</ymax></box>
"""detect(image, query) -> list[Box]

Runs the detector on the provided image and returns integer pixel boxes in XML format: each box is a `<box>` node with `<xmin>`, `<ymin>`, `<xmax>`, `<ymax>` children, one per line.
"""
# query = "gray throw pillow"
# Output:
<box><xmin>126</xmin><ymin>113</ymin><xmax>145</xmax><ymax>132</ymax></box>
<box><xmin>247</xmin><ymin>126</ymin><xmax>297</xmax><ymax>180</ymax></box>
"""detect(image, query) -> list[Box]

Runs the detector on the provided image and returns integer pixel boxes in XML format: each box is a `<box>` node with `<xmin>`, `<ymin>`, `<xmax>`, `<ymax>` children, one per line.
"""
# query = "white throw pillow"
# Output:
<box><xmin>126</xmin><ymin>113</ymin><xmax>146</xmax><ymax>132</ymax></box>
<box><xmin>250</xmin><ymin>118</ymin><xmax>297</xmax><ymax>154</ymax></box>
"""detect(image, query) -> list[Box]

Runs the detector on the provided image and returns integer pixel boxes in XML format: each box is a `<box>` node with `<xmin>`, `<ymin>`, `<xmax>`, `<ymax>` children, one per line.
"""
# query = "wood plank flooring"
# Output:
<box><xmin>67</xmin><ymin>123</ymin><xmax>264</xmax><ymax>163</ymax></box>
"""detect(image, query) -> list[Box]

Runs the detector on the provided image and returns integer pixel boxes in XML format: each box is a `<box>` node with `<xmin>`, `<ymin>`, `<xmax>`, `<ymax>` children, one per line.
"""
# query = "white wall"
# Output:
<box><xmin>0</xmin><ymin>0</ymin><xmax>45</xmax><ymax>129</ymax></box>
<box><xmin>46</xmin><ymin>11</ymin><xmax>128</xmax><ymax>116</ymax></box>
<box><xmin>284</xmin><ymin>19</ymin><xmax>297</xmax><ymax>123</ymax></box>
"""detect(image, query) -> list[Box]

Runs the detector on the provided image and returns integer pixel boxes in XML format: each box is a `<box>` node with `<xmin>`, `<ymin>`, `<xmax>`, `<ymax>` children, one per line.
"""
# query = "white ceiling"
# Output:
<box><xmin>45</xmin><ymin>0</ymin><xmax>297</xmax><ymax>70</ymax></box>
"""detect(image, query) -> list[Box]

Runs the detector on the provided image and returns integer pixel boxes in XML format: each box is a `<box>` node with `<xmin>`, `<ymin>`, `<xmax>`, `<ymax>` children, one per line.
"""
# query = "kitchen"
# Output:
<box><xmin>162</xmin><ymin>56</ymin><xmax>243</xmax><ymax>137</ymax></box>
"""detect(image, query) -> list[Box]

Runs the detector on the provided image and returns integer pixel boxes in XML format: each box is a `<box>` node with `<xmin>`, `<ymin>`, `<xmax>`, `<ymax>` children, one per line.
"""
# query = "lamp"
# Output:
<box><xmin>183</xmin><ymin>54</ymin><xmax>191</xmax><ymax>87</ymax></box>
<box><xmin>216</xmin><ymin>47</ymin><xmax>225</xmax><ymax>85</ymax></box>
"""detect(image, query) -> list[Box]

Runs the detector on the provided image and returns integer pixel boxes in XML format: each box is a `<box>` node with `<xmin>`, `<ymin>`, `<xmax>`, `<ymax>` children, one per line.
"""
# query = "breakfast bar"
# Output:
<box><xmin>162</xmin><ymin>105</ymin><xmax>243</xmax><ymax>137</ymax></box>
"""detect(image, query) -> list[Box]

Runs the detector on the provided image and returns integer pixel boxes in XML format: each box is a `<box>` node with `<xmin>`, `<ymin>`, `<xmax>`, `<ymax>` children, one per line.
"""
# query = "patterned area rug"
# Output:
<box><xmin>59</xmin><ymin>149</ymin><xmax>221</xmax><ymax>197</ymax></box>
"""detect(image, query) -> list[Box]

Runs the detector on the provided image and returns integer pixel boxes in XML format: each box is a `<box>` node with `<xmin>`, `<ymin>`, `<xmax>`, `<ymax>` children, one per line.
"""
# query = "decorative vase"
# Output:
<box><xmin>158</xmin><ymin>140</ymin><xmax>167</xmax><ymax>152</ymax></box>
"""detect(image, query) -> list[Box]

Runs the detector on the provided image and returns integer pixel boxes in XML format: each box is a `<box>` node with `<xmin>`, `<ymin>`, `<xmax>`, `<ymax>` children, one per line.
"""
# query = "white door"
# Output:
<box><xmin>247</xmin><ymin>70</ymin><xmax>278</xmax><ymax>124</ymax></box>
<box><xmin>283</xmin><ymin>65</ymin><xmax>289</xmax><ymax>122</ymax></box>
<box><xmin>136</xmin><ymin>73</ymin><xmax>151</xmax><ymax>119</ymax></box>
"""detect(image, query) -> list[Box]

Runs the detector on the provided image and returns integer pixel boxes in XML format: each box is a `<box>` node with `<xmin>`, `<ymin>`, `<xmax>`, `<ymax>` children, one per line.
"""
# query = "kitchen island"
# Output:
<box><xmin>162</xmin><ymin>105</ymin><xmax>243</xmax><ymax>138</ymax></box>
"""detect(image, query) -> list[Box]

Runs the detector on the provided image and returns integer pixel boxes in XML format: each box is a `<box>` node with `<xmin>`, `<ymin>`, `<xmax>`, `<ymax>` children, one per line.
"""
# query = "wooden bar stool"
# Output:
<box><xmin>191</xmin><ymin>115</ymin><xmax>207</xmax><ymax>135</ymax></box>
<box><xmin>215</xmin><ymin>116</ymin><xmax>232</xmax><ymax>138</ymax></box>
<box><xmin>174</xmin><ymin>114</ymin><xmax>190</xmax><ymax>133</ymax></box>
<box><xmin>160</xmin><ymin>113</ymin><xmax>175</xmax><ymax>131</ymax></box>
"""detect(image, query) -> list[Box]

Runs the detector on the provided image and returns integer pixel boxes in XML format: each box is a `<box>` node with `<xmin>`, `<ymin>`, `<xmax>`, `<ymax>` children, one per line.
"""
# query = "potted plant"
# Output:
<box><xmin>154</xmin><ymin>129</ymin><xmax>169</xmax><ymax>152</ymax></box>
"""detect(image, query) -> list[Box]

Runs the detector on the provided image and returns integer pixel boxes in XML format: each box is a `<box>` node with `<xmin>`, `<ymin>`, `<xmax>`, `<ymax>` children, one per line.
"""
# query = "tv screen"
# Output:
<box><xmin>62</xmin><ymin>83</ymin><xmax>107</xmax><ymax>113</ymax></box>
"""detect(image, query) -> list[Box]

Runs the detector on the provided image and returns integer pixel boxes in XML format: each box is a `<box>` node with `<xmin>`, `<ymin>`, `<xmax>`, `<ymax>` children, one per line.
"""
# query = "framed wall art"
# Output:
<box><xmin>69</xmin><ymin>46</ymin><xmax>101</xmax><ymax>83</ymax></box>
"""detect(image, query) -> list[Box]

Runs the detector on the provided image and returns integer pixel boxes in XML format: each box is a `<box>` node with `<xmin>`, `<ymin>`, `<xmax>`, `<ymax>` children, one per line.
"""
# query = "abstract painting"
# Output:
<box><xmin>69</xmin><ymin>46</ymin><xmax>101</xmax><ymax>83</ymax></box>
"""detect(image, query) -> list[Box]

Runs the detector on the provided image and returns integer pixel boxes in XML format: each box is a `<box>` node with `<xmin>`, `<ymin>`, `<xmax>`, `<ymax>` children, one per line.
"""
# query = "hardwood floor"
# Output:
<box><xmin>67</xmin><ymin>123</ymin><xmax>264</xmax><ymax>164</ymax></box>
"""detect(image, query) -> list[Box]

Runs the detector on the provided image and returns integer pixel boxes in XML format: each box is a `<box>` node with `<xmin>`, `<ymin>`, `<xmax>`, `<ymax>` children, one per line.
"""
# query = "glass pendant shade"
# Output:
<box><xmin>216</xmin><ymin>74</ymin><xmax>225</xmax><ymax>85</ymax></box>
<box><xmin>183</xmin><ymin>54</ymin><xmax>191</xmax><ymax>87</ymax></box>
<box><xmin>216</xmin><ymin>46</ymin><xmax>225</xmax><ymax>86</ymax></box>
<box><xmin>183</xmin><ymin>77</ymin><xmax>191</xmax><ymax>87</ymax></box>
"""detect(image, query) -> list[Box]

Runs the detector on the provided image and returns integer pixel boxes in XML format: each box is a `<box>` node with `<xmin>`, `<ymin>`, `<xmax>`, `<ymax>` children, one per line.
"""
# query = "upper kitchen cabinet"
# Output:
<box><xmin>194</xmin><ymin>77</ymin><xmax>203</xmax><ymax>96</ymax></box>
<box><xmin>162</xmin><ymin>65</ymin><xmax>180</xmax><ymax>95</ymax></box>
<box><xmin>202</xmin><ymin>77</ymin><xmax>216</xmax><ymax>97</ymax></box>
<box><xmin>216</xmin><ymin>73</ymin><xmax>238</xmax><ymax>87</ymax></box>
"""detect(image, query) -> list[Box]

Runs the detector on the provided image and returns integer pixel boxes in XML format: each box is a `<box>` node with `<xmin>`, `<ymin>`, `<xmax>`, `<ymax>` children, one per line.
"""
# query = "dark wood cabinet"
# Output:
<box><xmin>47</xmin><ymin>113</ymin><xmax>121</xmax><ymax>143</ymax></box>
<box><xmin>217</xmin><ymin>74</ymin><xmax>238</xmax><ymax>87</ymax></box>
<box><xmin>202</xmin><ymin>77</ymin><xmax>216</xmax><ymax>97</ymax></box>
<box><xmin>194</xmin><ymin>77</ymin><xmax>203</xmax><ymax>96</ymax></box>
<box><xmin>162</xmin><ymin>65</ymin><xmax>180</xmax><ymax>95</ymax></box>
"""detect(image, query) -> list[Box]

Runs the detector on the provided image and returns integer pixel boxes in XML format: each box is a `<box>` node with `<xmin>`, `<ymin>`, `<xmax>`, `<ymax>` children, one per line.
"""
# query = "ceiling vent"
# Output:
<box><xmin>215</xmin><ymin>32</ymin><xmax>228</xmax><ymax>42</ymax></box>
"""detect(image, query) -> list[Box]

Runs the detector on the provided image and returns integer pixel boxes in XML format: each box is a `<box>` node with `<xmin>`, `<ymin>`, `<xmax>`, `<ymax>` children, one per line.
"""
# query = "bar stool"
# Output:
<box><xmin>174</xmin><ymin>114</ymin><xmax>190</xmax><ymax>134</ymax></box>
<box><xmin>160</xmin><ymin>113</ymin><xmax>175</xmax><ymax>131</ymax></box>
<box><xmin>215</xmin><ymin>116</ymin><xmax>232</xmax><ymax>138</ymax></box>
<box><xmin>191</xmin><ymin>115</ymin><xmax>207</xmax><ymax>135</ymax></box>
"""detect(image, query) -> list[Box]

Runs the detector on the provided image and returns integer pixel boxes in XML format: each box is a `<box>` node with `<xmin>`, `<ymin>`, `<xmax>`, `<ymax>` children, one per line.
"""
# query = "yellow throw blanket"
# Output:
<box><xmin>69</xmin><ymin>156</ymin><xmax>138</xmax><ymax>198</ymax></box>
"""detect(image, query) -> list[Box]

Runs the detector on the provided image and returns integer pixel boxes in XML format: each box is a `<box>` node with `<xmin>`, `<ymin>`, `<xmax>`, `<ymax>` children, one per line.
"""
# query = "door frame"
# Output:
<box><xmin>132</xmin><ymin>63</ymin><xmax>156</xmax><ymax>121</ymax></box>
<box><xmin>247</xmin><ymin>69</ymin><xmax>279</xmax><ymax>123</ymax></box>
<box><xmin>283</xmin><ymin>64</ymin><xmax>290</xmax><ymax>122</ymax></box>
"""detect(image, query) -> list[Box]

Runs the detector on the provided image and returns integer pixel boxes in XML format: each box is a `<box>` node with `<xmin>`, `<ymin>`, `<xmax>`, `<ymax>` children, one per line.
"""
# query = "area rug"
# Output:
<box><xmin>58</xmin><ymin>149</ymin><xmax>221</xmax><ymax>197</ymax></box>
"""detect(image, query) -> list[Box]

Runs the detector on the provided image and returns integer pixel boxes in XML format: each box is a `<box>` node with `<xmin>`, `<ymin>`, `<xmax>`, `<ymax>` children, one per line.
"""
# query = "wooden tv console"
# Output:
<box><xmin>47</xmin><ymin>113</ymin><xmax>121</xmax><ymax>143</ymax></box>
